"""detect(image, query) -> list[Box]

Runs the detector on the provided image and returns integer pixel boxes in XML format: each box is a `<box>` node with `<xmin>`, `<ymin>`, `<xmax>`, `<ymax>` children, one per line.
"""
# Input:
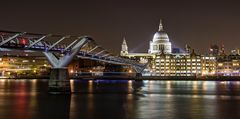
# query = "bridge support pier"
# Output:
<box><xmin>48</xmin><ymin>68</ymin><xmax>71</xmax><ymax>94</ymax></box>
<box><xmin>43</xmin><ymin>37</ymin><xmax>89</xmax><ymax>94</ymax></box>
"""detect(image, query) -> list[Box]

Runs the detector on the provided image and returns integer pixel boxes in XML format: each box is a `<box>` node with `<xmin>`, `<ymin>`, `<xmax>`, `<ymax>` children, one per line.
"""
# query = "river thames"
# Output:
<box><xmin>0</xmin><ymin>79</ymin><xmax>240</xmax><ymax>119</ymax></box>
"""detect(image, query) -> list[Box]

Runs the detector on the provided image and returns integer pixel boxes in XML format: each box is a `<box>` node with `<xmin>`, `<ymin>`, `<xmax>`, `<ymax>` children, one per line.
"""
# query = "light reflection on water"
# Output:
<box><xmin>0</xmin><ymin>79</ymin><xmax>240</xmax><ymax>119</ymax></box>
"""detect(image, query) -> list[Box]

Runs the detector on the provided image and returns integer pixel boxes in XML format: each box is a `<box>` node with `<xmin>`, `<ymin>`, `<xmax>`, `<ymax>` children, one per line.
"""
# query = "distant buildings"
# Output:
<box><xmin>209</xmin><ymin>44</ymin><xmax>219</xmax><ymax>56</ymax></box>
<box><xmin>230</xmin><ymin>48</ymin><xmax>239</xmax><ymax>55</ymax></box>
<box><xmin>0</xmin><ymin>55</ymin><xmax>50</xmax><ymax>78</ymax></box>
<box><xmin>216</xmin><ymin>55</ymin><xmax>240</xmax><ymax>76</ymax></box>
<box><xmin>121</xmin><ymin>20</ymin><xmax>204</xmax><ymax>76</ymax></box>
<box><xmin>0</xmin><ymin>55</ymin><xmax>130</xmax><ymax>78</ymax></box>
<box><xmin>120</xmin><ymin>20</ymin><xmax>240</xmax><ymax>77</ymax></box>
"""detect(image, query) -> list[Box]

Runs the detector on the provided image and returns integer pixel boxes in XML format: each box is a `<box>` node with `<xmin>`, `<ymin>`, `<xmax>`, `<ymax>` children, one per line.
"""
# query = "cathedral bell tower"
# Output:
<box><xmin>120</xmin><ymin>37</ymin><xmax>128</xmax><ymax>56</ymax></box>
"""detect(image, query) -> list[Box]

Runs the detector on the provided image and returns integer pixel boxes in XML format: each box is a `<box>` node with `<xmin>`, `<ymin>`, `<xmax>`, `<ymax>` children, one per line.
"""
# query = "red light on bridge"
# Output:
<box><xmin>19</xmin><ymin>38</ymin><xmax>28</xmax><ymax>45</ymax></box>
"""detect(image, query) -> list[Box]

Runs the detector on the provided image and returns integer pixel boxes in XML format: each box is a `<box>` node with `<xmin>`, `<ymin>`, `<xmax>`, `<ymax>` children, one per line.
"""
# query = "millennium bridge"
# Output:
<box><xmin>0</xmin><ymin>30</ymin><xmax>146</xmax><ymax>94</ymax></box>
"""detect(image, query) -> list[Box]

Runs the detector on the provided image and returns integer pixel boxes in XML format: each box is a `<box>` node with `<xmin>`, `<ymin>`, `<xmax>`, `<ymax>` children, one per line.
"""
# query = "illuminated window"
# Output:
<box><xmin>218</xmin><ymin>63</ymin><xmax>223</xmax><ymax>67</ymax></box>
<box><xmin>181</xmin><ymin>67</ymin><xmax>185</xmax><ymax>69</ymax></box>
<box><xmin>233</xmin><ymin>63</ymin><xmax>239</xmax><ymax>66</ymax></box>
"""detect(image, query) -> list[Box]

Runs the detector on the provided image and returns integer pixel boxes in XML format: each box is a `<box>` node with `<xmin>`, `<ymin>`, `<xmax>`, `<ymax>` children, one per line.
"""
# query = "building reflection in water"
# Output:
<box><xmin>70</xmin><ymin>79</ymin><xmax>74</xmax><ymax>92</ymax></box>
<box><xmin>0</xmin><ymin>79</ymin><xmax>6</xmax><ymax>93</ymax></box>
<box><xmin>1</xmin><ymin>80</ymin><xmax>240</xmax><ymax>119</ymax></box>
<box><xmin>128</xmin><ymin>80</ymin><xmax>133</xmax><ymax>93</ymax></box>
<box><xmin>166</xmin><ymin>81</ymin><xmax>172</xmax><ymax>94</ymax></box>
<box><xmin>88</xmin><ymin>80</ymin><xmax>93</xmax><ymax>93</ymax></box>
<box><xmin>69</xmin><ymin>79</ymin><xmax>142</xmax><ymax>119</ymax></box>
<box><xmin>135</xmin><ymin>80</ymin><xmax>240</xmax><ymax>119</ymax></box>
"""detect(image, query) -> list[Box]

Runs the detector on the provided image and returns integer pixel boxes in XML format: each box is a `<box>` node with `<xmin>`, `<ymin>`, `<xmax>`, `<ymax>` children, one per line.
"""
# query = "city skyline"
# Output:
<box><xmin>0</xmin><ymin>0</ymin><xmax>240</xmax><ymax>54</ymax></box>
<box><xmin>1</xmin><ymin>1</ymin><xmax>240</xmax><ymax>119</ymax></box>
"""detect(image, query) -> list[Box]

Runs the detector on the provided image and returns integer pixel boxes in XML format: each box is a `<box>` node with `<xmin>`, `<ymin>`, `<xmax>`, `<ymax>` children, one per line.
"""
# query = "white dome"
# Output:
<box><xmin>153</xmin><ymin>31</ymin><xmax>169</xmax><ymax>42</ymax></box>
<box><xmin>148</xmin><ymin>19</ymin><xmax>172</xmax><ymax>54</ymax></box>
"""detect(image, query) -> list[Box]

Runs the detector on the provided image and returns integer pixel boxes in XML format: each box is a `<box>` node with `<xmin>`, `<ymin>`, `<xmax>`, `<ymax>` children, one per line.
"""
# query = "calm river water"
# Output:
<box><xmin>0</xmin><ymin>79</ymin><xmax>240</xmax><ymax>119</ymax></box>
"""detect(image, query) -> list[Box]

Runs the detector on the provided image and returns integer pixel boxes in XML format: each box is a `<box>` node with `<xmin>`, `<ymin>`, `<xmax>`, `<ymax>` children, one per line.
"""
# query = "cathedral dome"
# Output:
<box><xmin>153</xmin><ymin>31</ymin><xmax>169</xmax><ymax>42</ymax></box>
<box><xmin>148</xmin><ymin>19</ymin><xmax>172</xmax><ymax>54</ymax></box>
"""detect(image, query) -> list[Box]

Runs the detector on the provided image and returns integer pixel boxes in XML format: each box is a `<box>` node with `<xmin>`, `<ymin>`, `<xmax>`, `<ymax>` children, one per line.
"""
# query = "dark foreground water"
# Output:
<box><xmin>0</xmin><ymin>79</ymin><xmax>240</xmax><ymax>119</ymax></box>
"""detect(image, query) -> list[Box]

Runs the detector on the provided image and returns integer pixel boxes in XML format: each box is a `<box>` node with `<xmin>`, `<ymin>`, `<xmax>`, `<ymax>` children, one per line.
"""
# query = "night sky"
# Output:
<box><xmin>0</xmin><ymin>0</ymin><xmax>240</xmax><ymax>54</ymax></box>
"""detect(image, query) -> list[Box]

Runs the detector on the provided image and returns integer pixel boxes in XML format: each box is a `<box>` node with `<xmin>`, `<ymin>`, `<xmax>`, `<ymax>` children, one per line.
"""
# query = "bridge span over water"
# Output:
<box><xmin>0</xmin><ymin>30</ymin><xmax>146</xmax><ymax>94</ymax></box>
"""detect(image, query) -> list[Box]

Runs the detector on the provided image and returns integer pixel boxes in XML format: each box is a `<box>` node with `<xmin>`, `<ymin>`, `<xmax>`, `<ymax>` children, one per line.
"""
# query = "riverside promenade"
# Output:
<box><xmin>2</xmin><ymin>76</ymin><xmax>239</xmax><ymax>81</ymax></box>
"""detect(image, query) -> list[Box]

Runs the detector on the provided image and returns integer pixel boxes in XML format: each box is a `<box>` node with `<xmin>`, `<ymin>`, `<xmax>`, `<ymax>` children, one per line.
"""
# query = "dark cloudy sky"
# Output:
<box><xmin>0</xmin><ymin>0</ymin><xmax>240</xmax><ymax>54</ymax></box>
